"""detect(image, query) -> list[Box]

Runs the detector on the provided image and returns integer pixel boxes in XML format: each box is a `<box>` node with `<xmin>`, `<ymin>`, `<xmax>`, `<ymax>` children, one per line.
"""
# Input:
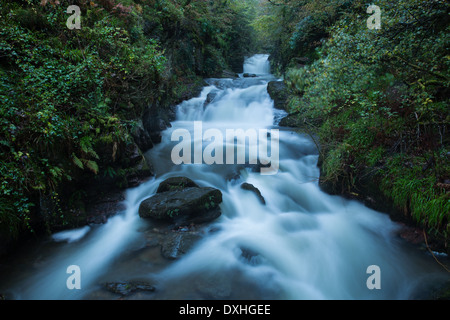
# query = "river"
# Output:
<box><xmin>0</xmin><ymin>54</ymin><xmax>448</xmax><ymax>300</ymax></box>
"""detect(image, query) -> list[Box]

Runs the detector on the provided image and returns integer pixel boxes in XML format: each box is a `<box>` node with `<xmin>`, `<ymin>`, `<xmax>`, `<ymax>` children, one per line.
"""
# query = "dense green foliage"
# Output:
<box><xmin>1</xmin><ymin>0</ymin><xmax>448</xmax><ymax>254</ymax></box>
<box><xmin>0</xmin><ymin>0</ymin><xmax>256</xmax><ymax>242</ymax></box>
<box><xmin>264</xmin><ymin>0</ymin><xmax>449</xmax><ymax>243</ymax></box>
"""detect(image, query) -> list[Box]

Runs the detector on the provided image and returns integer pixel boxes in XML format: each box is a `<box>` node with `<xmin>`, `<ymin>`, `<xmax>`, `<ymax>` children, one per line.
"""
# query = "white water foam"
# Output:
<box><xmin>2</xmin><ymin>54</ymin><xmax>447</xmax><ymax>300</ymax></box>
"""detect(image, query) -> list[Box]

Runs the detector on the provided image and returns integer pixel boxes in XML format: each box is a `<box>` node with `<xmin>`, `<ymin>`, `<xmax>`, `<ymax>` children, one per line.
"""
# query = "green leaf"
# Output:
<box><xmin>85</xmin><ymin>160</ymin><xmax>99</xmax><ymax>174</ymax></box>
<box><xmin>72</xmin><ymin>155</ymin><xmax>84</xmax><ymax>169</ymax></box>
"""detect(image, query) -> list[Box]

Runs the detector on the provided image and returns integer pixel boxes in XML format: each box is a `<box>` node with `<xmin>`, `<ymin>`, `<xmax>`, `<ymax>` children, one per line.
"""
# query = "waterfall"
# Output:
<box><xmin>243</xmin><ymin>54</ymin><xmax>271</xmax><ymax>75</ymax></box>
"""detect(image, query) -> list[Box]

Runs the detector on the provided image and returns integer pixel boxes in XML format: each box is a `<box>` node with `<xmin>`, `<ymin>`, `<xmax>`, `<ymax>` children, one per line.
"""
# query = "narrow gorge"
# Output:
<box><xmin>0</xmin><ymin>55</ymin><xmax>448</xmax><ymax>300</ymax></box>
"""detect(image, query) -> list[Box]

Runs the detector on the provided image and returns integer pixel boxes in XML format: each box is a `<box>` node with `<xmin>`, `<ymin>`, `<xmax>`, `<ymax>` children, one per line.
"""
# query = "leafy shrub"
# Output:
<box><xmin>0</xmin><ymin>0</ymin><xmax>165</xmax><ymax>239</ymax></box>
<box><xmin>283</xmin><ymin>0</ymin><xmax>449</xmax><ymax>240</ymax></box>
<box><xmin>0</xmin><ymin>0</ymin><xmax>257</xmax><ymax>242</ymax></box>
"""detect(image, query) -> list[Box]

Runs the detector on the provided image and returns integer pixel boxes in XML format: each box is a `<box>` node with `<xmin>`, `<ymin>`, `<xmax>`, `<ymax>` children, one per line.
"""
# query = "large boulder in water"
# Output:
<box><xmin>139</xmin><ymin>179</ymin><xmax>223</xmax><ymax>225</ymax></box>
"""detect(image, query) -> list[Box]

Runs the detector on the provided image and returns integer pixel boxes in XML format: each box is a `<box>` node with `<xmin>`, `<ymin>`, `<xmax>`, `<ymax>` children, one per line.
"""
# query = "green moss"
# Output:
<box><xmin>279</xmin><ymin>0</ymin><xmax>449</xmax><ymax>244</ymax></box>
<box><xmin>380</xmin><ymin>153</ymin><xmax>450</xmax><ymax>236</ymax></box>
<box><xmin>0</xmin><ymin>0</ymin><xmax>256</xmax><ymax>243</ymax></box>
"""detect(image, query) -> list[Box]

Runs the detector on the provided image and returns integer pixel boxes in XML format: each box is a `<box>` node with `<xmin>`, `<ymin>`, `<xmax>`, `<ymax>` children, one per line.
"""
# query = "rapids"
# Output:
<box><xmin>0</xmin><ymin>54</ymin><xmax>448</xmax><ymax>300</ymax></box>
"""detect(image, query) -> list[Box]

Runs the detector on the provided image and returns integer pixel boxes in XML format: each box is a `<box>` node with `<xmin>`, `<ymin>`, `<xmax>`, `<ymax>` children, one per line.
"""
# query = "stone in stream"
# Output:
<box><xmin>139</xmin><ymin>177</ymin><xmax>223</xmax><ymax>226</ymax></box>
<box><xmin>240</xmin><ymin>183</ymin><xmax>266</xmax><ymax>205</ymax></box>
<box><xmin>156</xmin><ymin>176</ymin><xmax>199</xmax><ymax>193</ymax></box>
<box><xmin>103</xmin><ymin>281</ymin><xmax>156</xmax><ymax>297</ymax></box>
<box><xmin>138</xmin><ymin>177</ymin><xmax>223</xmax><ymax>260</ymax></box>
<box><xmin>160</xmin><ymin>231</ymin><xmax>203</xmax><ymax>260</ymax></box>
<box><xmin>203</xmin><ymin>92</ymin><xmax>219</xmax><ymax>108</ymax></box>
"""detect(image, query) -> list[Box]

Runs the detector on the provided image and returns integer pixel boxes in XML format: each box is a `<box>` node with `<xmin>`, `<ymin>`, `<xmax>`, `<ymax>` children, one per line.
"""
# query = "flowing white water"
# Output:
<box><xmin>243</xmin><ymin>54</ymin><xmax>271</xmax><ymax>75</ymax></box>
<box><xmin>1</xmin><ymin>54</ymin><xmax>448</xmax><ymax>300</ymax></box>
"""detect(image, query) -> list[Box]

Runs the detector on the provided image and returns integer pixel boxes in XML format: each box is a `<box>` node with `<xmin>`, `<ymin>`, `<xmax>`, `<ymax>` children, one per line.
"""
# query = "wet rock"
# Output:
<box><xmin>170</xmin><ymin>80</ymin><xmax>209</xmax><ymax>106</ymax></box>
<box><xmin>220</xmin><ymin>70</ymin><xmax>239</xmax><ymax>78</ymax></box>
<box><xmin>278</xmin><ymin>112</ymin><xmax>303</xmax><ymax>128</ymax></box>
<box><xmin>243</xmin><ymin>73</ymin><xmax>257</xmax><ymax>77</ymax></box>
<box><xmin>267</xmin><ymin>80</ymin><xmax>289</xmax><ymax>111</ymax></box>
<box><xmin>205</xmin><ymin>78</ymin><xmax>235</xmax><ymax>90</ymax></box>
<box><xmin>203</xmin><ymin>92</ymin><xmax>218</xmax><ymax>108</ymax></box>
<box><xmin>131</xmin><ymin>120</ymin><xmax>153</xmax><ymax>152</ymax></box>
<box><xmin>156</xmin><ymin>176</ymin><xmax>199</xmax><ymax>193</ymax></box>
<box><xmin>85</xmin><ymin>192</ymin><xmax>126</xmax><ymax>225</ymax></box>
<box><xmin>143</xmin><ymin>116</ymin><xmax>167</xmax><ymax>146</ymax></box>
<box><xmin>160</xmin><ymin>231</ymin><xmax>202</xmax><ymax>260</ymax></box>
<box><xmin>225</xmin><ymin>164</ymin><xmax>272</xmax><ymax>181</ymax></box>
<box><xmin>138</xmin><ymin>187</ymin><xmax>222</xmax><ymax>226</ymax></box>
<box><xmin>125</xmin><ymin>142</ymin><xmax>144</xmax><ymax>167</ymax></box>
<box><xmin>195</xmin><ymin>274</ymin><xmax>232</xmax><ymax>299</ymax></box>
<box><xmin>240</xmin><ymin>183</ymin><xmax>266</xmax><ymax>205</ymax></box>
<box><xmin>103</xmin><ymin>281</ymin><xmax>155</xmax><ymax>297</ymax></box>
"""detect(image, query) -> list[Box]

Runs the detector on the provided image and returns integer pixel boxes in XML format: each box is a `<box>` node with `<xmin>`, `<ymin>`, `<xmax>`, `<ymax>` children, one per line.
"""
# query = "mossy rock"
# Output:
<box><xmin>278</xmin><ymin>113</ymin><xmax>304</xmax><ymax>128</ymax></box>
<box><xmin>240</xmin><ymin>183</ymin><xmax>266</xmax><ymax>205</ymax></box>
<box><xmin>267</xmin><ymin>80</ymin><xmax>289</xmax><ymax>111</ymax></box>
<box><xmin>156</xmin><ymin>176</ymin><xmax>199</xmax><ymax>193</ymax></box>
<box><xmin>139</xmin><ymin>187</ymin><xmax>222</xmax><ymax>225</ymax></box>
<box><xmin>160</xmin><ymin>231</ymin><xmax>203</xmax><ymax>260</ymax></box>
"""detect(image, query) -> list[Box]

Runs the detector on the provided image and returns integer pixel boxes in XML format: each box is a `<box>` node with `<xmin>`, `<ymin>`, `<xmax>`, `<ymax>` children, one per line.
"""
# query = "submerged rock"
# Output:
<box><xmin>138</xmin><ymin>176</ymin><xmax>223</xmax><ymax>259</ymax></box>
<box><xmin>278</xmin><ymin>112</ymin><xmax>303</xmax><ymax>128</ymax></box>
<box><xmin>203</xmin><ymin>92</ymin><xmax>219</xmax><ymax>108</ymax></box>
<box><xmin>220</xmin><ymin>70</ymin><xmax>240</xmax><ymax>78</ymax></box>
<box><xmin>103</xmin><ymin>281</ymin><xmax>155</xmax><ymax>297</ymax></box>
<box><xmin>195</xmin><ymin>274</ymin><xmax>232</xmax><ymax>299</ymax></box>
<box><xmin>131</xmin><ymin>120</ymin><xmax>153</xmax><ymax>152</ymax></box>
<box><xmin>239</xmin><ymin>247</ymin><xmax>265</xmax><ymax>266</ymax></box>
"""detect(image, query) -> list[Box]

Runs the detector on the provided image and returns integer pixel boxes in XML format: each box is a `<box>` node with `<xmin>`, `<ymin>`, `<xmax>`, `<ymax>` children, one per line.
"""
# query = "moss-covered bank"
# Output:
<box><xmin>0</xmin><ymin>0</ymin><xmax>257</xmax><ymax>256</ymax></box>
<box><xmin>264</xmin><ymin>0</ymin><xmax>449</xmax><ymax>255</ymax></box>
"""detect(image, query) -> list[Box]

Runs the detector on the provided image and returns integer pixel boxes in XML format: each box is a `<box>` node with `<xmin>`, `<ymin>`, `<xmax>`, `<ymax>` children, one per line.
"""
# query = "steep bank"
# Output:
<box><xmin>0</xmin><ymin>0</ymin><xmax>256</xmax><ymax>256</ymax></box>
